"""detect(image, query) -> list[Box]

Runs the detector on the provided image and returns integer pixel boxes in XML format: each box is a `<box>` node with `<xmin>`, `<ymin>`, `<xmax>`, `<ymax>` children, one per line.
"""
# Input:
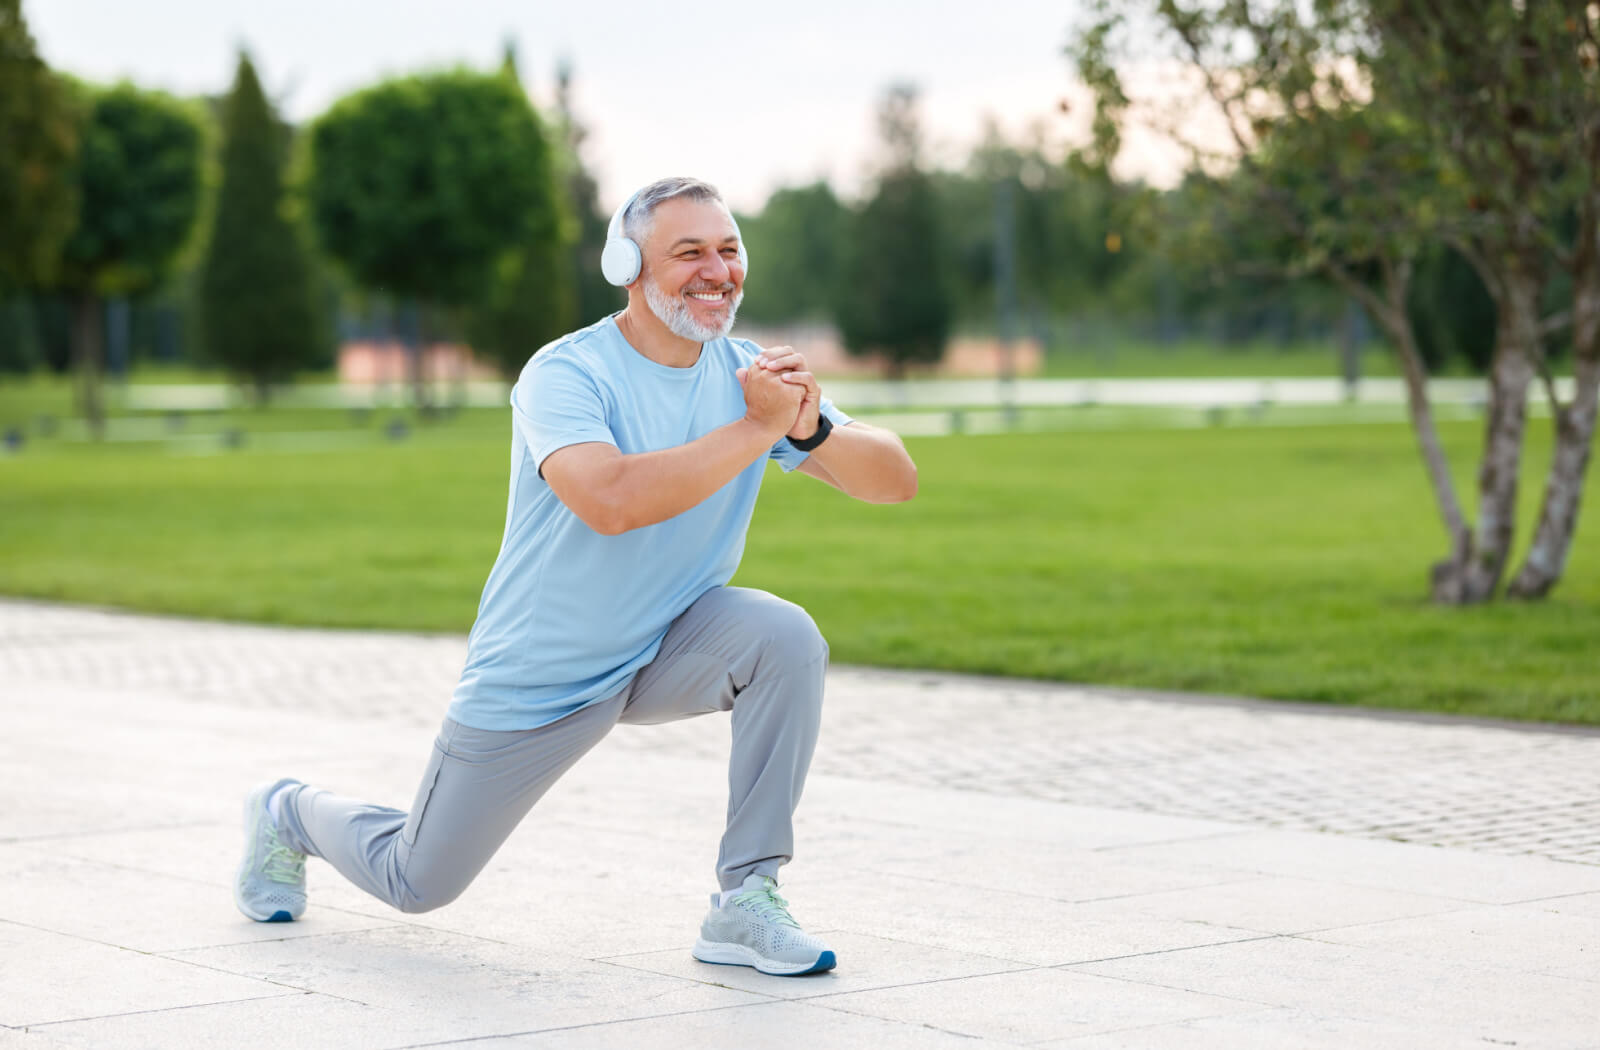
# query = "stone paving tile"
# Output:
<box><xmin>798</xmin><ymin>872</ymin><xmax>1266</xmax><ymax>967</ymax></box>
<box><xmin>601</xmin><ymin>931</ymin><xmax>1025</xmax><ymax>999</ymax></box>
<box><xmin>0</xmin><ymin>1027</ymin><xmax>96</xmax><ymax>1050</ymax></box>
<box><xmin>1070</xmin><ymin>935</ymin><xmax>1600</xmax><ymax>1047</ymax></box>
<box><xmin>796</xmin><ymin>776</ymin><xmax>1242</xmax><ymax>851</ymax></box>
<box><xmin>1035</xmin><ymin>1008</ymin><xmax>1483</xmax><ymax>1050</ymax></box>
<box><xmin>812</xmin><ymin>967</ymin><xmax>1269</xmax><ymax>1045</ymax></box>
<box><xmin>807</xmin><ymin>814</ymin><xmax>1253</xmax><ymax>903</ymax></box>
<box><xmin>5</xmin><ymin>599</ymin><xmax>1597</xmax><ymax>866</ymax></box>
<box><xmin>0</xmin><ymin>845</ymin><xmax>398</xmax><ymax>954</ymax></box>
<box><xmin>0</xmin><ymin>920</ymin><xmax>290</xmax><ymax>1028</ymax></box>
<box><xmin>1306</xmin><ymin>903</ymin><xmax>1600</xmax><ymax>983</ymax></box>
<box><xmin>1103</xmin><ymin>829</ymin><xmax>1600</xmax><ymax>903</ymax></box>
<box><xmin>419</xmin><ymin>1000</ymin><xmax>1018</xmax><ymax>1049</ymax></box>
<box><xmin>1081</xmin><ymin>875</ymin><xmax>1471</xmax><ymax>936</ymax></box>
<box><xmin>1529</xmin><ymin>891</ymin><xmax>1600</xmax><ymax>919</ymax></box>
<box><xmin>166</xmin><ymin>925</ymin><xmax>767</xmax><ymax>1037</ymax></box>
<box><xmin>29</xmin><ymin>994</ymin><xmax>413</xmax><ymax>1050</ymax></box>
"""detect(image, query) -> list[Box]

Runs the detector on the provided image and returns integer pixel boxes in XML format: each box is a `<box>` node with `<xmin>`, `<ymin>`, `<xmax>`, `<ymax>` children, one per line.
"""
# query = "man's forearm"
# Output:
<box><xmin>585</xmin><ymin>417</ymin><xmax>781</xmax><ymax>534</ymax></box>
<box><xmin>807</xmin><ymin>422</ymin><xmax>918</xmax><ymax>503</ymax></box>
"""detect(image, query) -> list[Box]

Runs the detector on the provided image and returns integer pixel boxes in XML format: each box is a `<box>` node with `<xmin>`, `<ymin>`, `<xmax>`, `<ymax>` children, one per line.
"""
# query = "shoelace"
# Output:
<box><xmin>731</xmin><ymin>879</ymin><xmax>800</xmax><ymax>928</ymax></box>
<box><xmin>263</xmin><ymin>839</ymin><xmax>305</xmax><ymax>885</ymax></box>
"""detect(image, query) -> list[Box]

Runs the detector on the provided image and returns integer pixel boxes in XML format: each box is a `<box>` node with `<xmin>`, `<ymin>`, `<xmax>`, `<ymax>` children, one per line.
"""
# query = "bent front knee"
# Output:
<box><xmin>394</xmin><ymin>879</ymin><xmax>468</xmax><ymax>915</ymax></box>
<box><xmin>759</xmin><ymin>601</ymin><xmax>829</xmax><ymax>672</ymax></box>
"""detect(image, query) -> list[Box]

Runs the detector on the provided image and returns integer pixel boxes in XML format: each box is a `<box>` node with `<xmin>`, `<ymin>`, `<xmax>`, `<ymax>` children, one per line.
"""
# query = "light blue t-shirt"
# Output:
<box><xmin>448</xmin><ymin>315</ymin><xmax>851</xmax><ymax>731</ymax></box>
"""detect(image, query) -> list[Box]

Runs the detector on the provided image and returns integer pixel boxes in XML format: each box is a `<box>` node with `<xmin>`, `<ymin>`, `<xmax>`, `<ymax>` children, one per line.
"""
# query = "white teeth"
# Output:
<box><xmin>688</xmin><ymin>292</ymin><xmax>723</xmax><ymax>301</ymax></box>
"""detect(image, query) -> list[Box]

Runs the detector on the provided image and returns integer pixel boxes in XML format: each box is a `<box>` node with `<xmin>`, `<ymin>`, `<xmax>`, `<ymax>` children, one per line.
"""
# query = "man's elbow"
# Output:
<box><xmin>869</xmin><ymin>463</ymin><xmax>917</xmax><ymax>504</ymax></box>
<box><xmin>574</xmin><ymin>492</ymin><xmax>636</xmax><ymax>535</ymax></box>
<box><xmin>890</xmin><ymin>465</ymin><xmax>918</xmax><ymax>503</ymax></box>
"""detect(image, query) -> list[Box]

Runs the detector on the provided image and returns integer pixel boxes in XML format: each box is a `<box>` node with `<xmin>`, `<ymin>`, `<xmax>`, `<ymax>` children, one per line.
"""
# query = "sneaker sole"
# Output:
<box><xmin>234</xmin><ymin>786</ymin><xmax>300</xmax><ymax>923</ymax></box>
<box><xmin>692</xmin><ymin>938</ymin><xmax>836</xmax><ymax>976</ymax></box>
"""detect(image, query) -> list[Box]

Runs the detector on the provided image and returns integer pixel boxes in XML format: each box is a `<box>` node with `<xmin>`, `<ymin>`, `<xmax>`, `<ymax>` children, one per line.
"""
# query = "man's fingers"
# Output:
<box><xmin>760</xmin><ymin>349</ymin><xmax>808</xmax><ymax>372</ymax></box>
<box><xmin>780</xmin><ymin>370</ymin><xmax>819</xmax><ymax>394</ymax></box>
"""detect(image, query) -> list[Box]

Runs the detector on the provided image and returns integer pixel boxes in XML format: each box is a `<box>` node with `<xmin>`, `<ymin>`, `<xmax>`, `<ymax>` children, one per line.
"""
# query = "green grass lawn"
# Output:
<box><xmin>2</xmin><ymin>402</ymin><xmax>1595</xmax><ymax>724</ymax></box>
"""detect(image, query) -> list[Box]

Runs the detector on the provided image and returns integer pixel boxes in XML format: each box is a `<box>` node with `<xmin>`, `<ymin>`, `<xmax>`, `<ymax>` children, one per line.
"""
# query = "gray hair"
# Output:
<box><xmin>622</xmin><ymin>177</ymin><xmax>727</xmax><ymax>245</ymax></box>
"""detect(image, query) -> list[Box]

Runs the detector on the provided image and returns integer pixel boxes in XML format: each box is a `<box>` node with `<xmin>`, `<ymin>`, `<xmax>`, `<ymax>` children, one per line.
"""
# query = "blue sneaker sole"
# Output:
<box><xmin>695</xmin><ymin>949</ymin><xmax>836</xmax><ymax>976</ymax></box>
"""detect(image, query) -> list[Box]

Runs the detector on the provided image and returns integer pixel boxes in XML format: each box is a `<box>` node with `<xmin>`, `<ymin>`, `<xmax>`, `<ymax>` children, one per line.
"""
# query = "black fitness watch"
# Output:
<box><xmin>788</xmin><ymin>414</ymin><xmax>833</xmax><ymax>452</ymax></box>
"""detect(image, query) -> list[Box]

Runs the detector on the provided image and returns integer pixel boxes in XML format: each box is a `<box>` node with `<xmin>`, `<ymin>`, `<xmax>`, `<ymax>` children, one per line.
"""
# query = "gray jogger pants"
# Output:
<box><xmin>273</xmin><ymin>586</ymin><xmax>828</xmax><ymax>914</ymax></box>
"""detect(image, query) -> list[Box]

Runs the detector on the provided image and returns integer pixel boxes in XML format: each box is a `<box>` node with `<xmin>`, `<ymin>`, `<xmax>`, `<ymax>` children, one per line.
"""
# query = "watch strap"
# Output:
<box><xmin>788</xmin><ymin>413</ymin><xmax>833</xmax><ymax>452</ymax></box>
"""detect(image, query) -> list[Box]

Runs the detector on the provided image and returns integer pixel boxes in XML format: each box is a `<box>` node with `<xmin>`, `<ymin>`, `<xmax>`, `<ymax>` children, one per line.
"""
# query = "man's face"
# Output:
<box><xmin>637</xmin><ymin>196</ymin><xmax>745</xmax><ymax>342</ymax></box>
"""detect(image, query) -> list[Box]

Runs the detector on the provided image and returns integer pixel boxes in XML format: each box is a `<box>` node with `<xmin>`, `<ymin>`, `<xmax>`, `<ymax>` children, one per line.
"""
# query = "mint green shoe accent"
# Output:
<box><xmin>731</xmin><ymin>876</ymin><xmax>801</xmax><ymax>927</ymax></box>
<box><xmin>692</xmin><ymin>874</ymin><xmax>836</xmax><ymax>976</ymax></box>
<box><xmin>234</xmin><ymin>778</ymin><xmax>307</xmax><ymax>922</ymax></box>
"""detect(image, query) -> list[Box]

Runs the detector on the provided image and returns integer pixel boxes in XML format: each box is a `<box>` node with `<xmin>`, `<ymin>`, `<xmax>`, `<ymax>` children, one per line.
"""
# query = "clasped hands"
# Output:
<box><xmin>737</xmin><ymin>346</ymin><xmax>823</xmax><ymax>442</ymax></box>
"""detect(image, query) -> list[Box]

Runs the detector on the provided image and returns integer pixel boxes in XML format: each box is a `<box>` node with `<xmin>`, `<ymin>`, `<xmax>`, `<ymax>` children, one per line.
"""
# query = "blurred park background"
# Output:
<box><xmin>2</xmin><ymin>0</ymin><xmax>1596</xmax><ymax>724</ymax></box>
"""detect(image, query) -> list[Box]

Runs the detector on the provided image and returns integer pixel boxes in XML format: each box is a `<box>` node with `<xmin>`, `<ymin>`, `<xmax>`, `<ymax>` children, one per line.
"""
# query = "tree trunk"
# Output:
<box><xmin>1441</xmin><ymin>274</ymin><xmax>1541</xmax><ymax>602</ymax></box>
<box><xmin>1390</xmin><ymin>321</ymin><xmax>1474</xmax><ymax>592</ymax></box>
<box><xmin>70</xmin><ymin>292</ymin><xmax>105</xmax><ymax>440</ymax></box>
<box><xmin>397</xmin><ymin>300</ymin><xmax>431</xmax><ymax>417</ymax></box>
<box><xmin>1507</xmin><ymin>266</ymin><xmax>1600</xmax><ymax>598</ymax></box>
<box><xmin>1327</xmin><ymin>261</ymin><xmax>1470</xmax><ymax>597</ymax></box>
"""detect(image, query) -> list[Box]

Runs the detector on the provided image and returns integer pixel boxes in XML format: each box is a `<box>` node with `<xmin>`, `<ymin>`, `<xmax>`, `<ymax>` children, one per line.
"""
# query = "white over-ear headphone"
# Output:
<box><xmin>600</xmin><ymin>186</ymin><xmax>749</xmax><ymax>287</ymax></box>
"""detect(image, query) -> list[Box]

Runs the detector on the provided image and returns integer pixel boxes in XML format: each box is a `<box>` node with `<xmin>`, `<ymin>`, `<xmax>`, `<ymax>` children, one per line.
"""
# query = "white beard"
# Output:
<box><xmin>643</xmin><ymin>274</ymin><xmax>743</xmax><ymax>342</ymax></box>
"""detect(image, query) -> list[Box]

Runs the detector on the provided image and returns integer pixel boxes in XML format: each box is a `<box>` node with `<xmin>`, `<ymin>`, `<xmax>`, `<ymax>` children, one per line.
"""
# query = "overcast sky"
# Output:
<box><xmin>29</xmin><ymin>0</ymin><xmax>1159</xmax><ymax>213</ymax></box>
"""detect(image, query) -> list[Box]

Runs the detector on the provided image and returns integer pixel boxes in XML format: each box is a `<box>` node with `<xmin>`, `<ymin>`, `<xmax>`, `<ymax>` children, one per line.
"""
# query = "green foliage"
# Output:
<box><xmin>304</xmin><ymin>69</ymin><xmax>562</xmax><ymax>310</ymax></box>
<box><xmin>736</xmin><ymin>182</ymin><xmax>846</xmax><ymax>324</ymax></box>
<box><xmin>1359</xmin><ymin>0</ymin><xmax>1597</xmax><ymax>259</ymax></box>
<box><xmin>549</xmin><ymin>58</ymin><xmax>618</xmax><ymax>327</ymax></box>
<box><xmin>463</xmin><ymin>60</ymin><xmax>575</xmax><ymax>379</ymax></box>
<box><xmin>1408</xmin><ymin>243</ymin><xmax>1494</xmax><ymax>372</ymax></box>
<box><xmin>44</xmin><ymin>79</ymin><xmax>203</xmax><ymax>434</ymax></box>
<box><xmin>0</xmin><ymin>418</ymin><xmax>1593</xmax><ymax>723</ymax></box>
<box><xmin>197</xmin><ymin>52</ymin><xmax>322</xmax><ymax>393</ymax></box>
<box><xmin>0</xmin><ymin>0</ymin><xmax>80</xmax><ymax>291</ymax></box>
<box><xmin>836</xmin><ymin>168</ymin><xmax>951</xmax><ymax>374</ymax></box>
<box><xmin>57</xmin><ymin>81</ymin><xmax>204</xmax><ymax>296</ymax></box>
<box><xmin>466</xmin><ymin>227</ymin><xmax>576</xmax><ymax>379</ymax></box>
<box><xmin>938</xmin><ymin>130</ymin><xmax>1143</xmax><ymax>326</ymax></box>
<box><xmin>835</xmin><ymin>85</ymin><xmax>950</xmax><ymax>375</ymax></box>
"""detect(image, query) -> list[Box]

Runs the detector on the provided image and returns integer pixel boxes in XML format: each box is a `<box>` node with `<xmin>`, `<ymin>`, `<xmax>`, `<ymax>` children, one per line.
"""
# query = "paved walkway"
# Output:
<box><xmin>2</xmin><ymin>599</ymin><xmax>1597</xmax><ymax>1048</ymax></box>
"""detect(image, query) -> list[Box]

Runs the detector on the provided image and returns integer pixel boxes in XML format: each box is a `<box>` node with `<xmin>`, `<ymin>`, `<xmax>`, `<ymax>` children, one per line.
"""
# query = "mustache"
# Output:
<box><xmin>683</xmin><ymin>282</ymin><xmax>736</xmax><ymax>294</ymax></box>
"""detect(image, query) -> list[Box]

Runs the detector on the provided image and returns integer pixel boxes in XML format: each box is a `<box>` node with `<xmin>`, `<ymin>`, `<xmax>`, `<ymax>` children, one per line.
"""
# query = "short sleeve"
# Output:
<box><xmin>512</xmin><ymin>354</ymin><xmax>617</xmax><ymax>474</ymax></box>
<box><xmin>767</xmin><ymin>397</ymin><xmax>856</xmax><ymax>473</ymax></box>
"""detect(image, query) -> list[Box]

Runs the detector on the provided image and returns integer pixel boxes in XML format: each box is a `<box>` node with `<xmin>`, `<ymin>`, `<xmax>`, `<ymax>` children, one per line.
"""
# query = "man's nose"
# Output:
<box><xmin>701</xmin><ymin>251</ymin><xmax>736</xmax><ymax>284</ymax></box>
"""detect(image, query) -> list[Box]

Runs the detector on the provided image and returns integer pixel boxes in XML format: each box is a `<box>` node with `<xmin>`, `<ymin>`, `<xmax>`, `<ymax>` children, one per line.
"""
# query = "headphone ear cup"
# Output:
<box><xmin>737</xmin><ymin>241</ymin><xmax>749</xmax><ymax>277</ymax></box>
<box><xmin>601</xmin><ymin>237</ymin><xmax>641</xmax><ymax>287</ymax></box>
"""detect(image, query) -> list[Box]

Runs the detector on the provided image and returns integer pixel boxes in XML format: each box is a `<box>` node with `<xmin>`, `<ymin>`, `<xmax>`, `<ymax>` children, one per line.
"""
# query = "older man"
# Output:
<box><xmin>234</xmin><ymin>176</ymin><xmax>916</xmax><ymax>976</ymax></box>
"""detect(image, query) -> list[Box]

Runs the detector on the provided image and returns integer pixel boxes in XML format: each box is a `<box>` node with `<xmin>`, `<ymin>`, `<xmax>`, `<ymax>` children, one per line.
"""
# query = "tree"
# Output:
<box><xmin>55</xmin><ymin>81</ymin><xmax>203</xmax><ymax>435</ymax></box>
<box><xmin>305</xmin><ymin>69</ymin><xmax>563</xmax><ymax>405</ymax></box>
<box><xmin>1353</xmin><ymin>0</ymin><xmax>1600</xmax><ymax>599</ymax></box>
<box><xmin>197</xmin><ymin>51</ymin><xmax>321</xmax><ymax>399</ymax></box>
<box><xmin>550</xmin><ymin>58</ymin><xmax>616</xmax><ymax>327</ymax></box>
<box><xmin>835</xmin><ymin>85</ymin><xmax>951</xmax><ymax>377</ymax></box>
<box><xmin>939</xmin><ymin>124</ymin><xmax>1147</xmax><ymax>335</ymax></box>
<box><xmin>737</xmin><ymin>181</ymin><xmax>846</xmax><ymax>324</ymax></box>
<box><xmin>1069</xmin><ymin>0</ymin><xmax>1600</xmax><ymax>603</ymax></box>
<box><xmin>463</xmin><ymin>47</ymin><xmax>576</xmax><ymax>380</ymax></box>
<box><xmin>0</xmin><ymin>0</ymin><xmax>80</xmax><ymax>293</ymax></box>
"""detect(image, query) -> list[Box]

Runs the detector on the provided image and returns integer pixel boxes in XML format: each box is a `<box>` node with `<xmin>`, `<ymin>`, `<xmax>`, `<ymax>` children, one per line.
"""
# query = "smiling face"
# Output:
<box><xmin>636</xmin><ymin>196</ymin><xmax>746</xmax><ymax>342</ymax></box>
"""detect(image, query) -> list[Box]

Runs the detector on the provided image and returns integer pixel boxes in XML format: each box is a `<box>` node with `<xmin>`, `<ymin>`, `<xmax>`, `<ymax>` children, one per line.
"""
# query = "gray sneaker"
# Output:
<box><xmin>234</xmin><ymin>778</ymin><xmax>307</xmax><ymax>922</ymax></box>
<box><xmin>692</xmin><ymin>874</ymin><xmax>836</xmax><ymax>976</ymax></box>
